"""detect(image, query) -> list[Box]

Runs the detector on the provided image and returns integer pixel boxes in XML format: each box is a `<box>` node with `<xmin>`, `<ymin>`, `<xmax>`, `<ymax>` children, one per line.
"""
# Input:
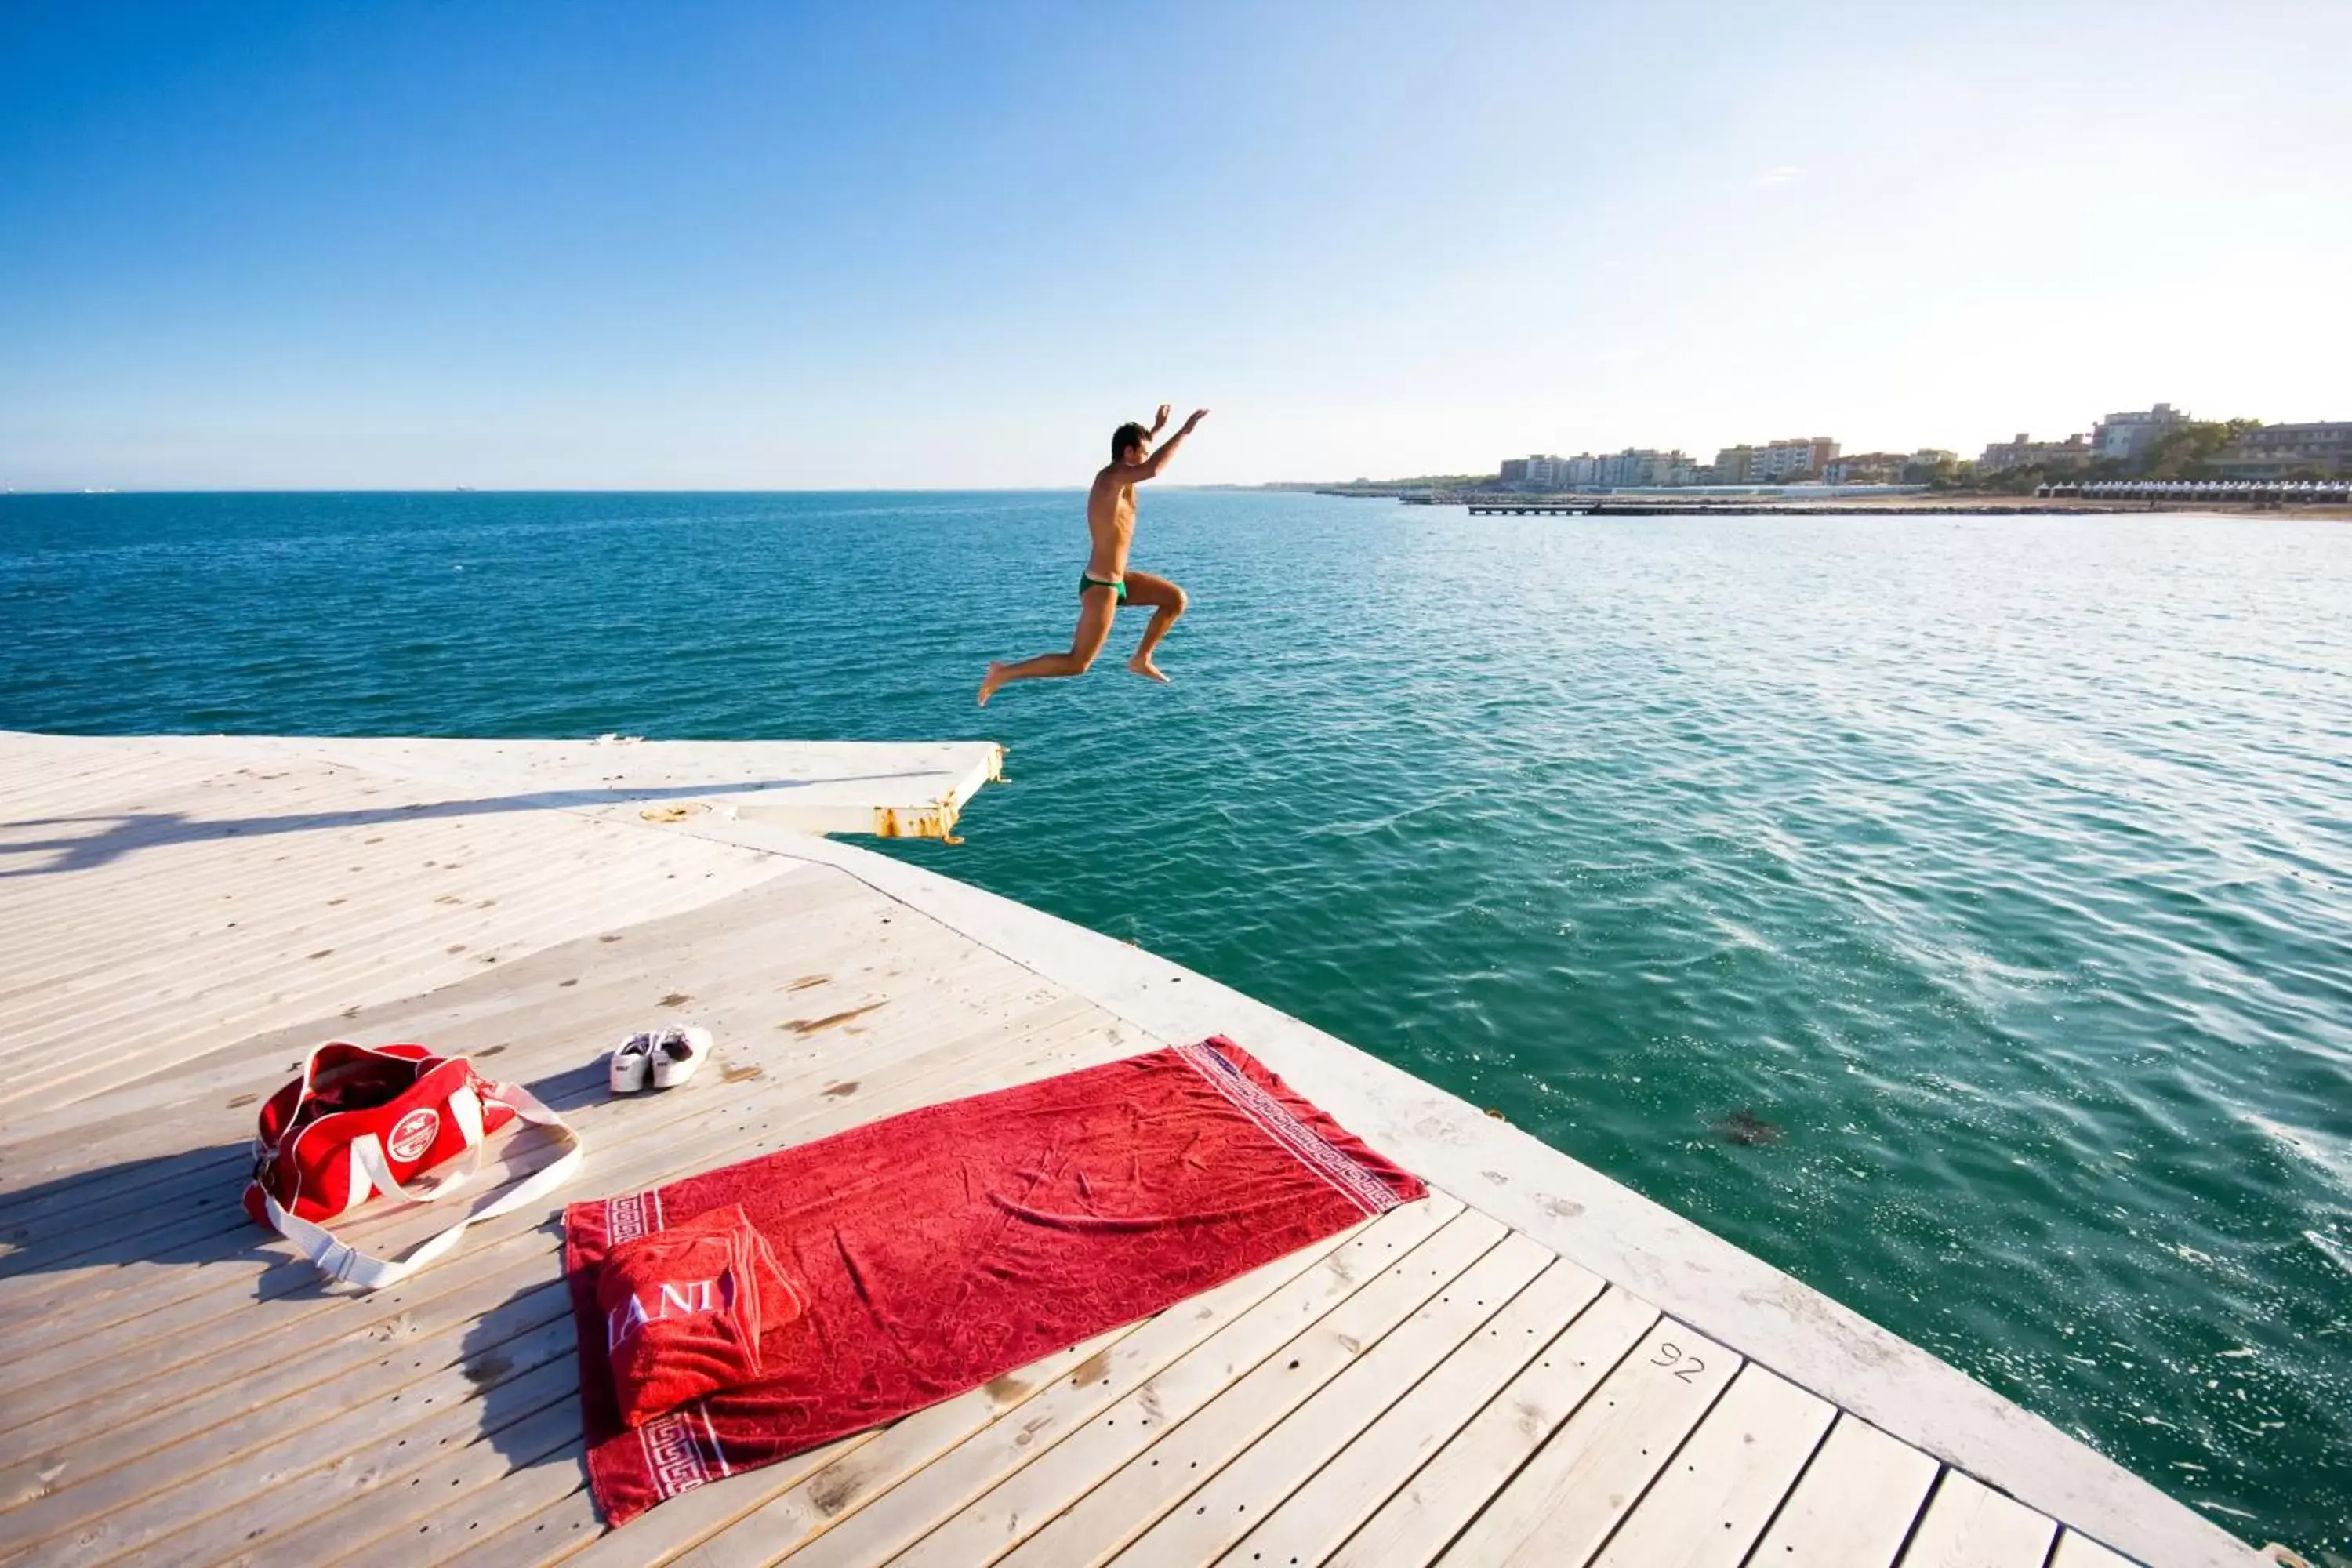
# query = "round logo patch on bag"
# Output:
<box><xmin>388</xmin><ymin>1107</ymin><xmax>442</xmax><ymax>1163</ymax></box>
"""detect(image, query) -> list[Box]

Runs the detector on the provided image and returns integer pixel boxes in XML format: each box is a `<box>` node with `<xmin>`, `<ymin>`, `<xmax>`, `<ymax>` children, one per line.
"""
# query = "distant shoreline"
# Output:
<box><xmin>1230</xmin><ymin>487</ymin><xmax>2352</xmax><ymax>520</ymax></box>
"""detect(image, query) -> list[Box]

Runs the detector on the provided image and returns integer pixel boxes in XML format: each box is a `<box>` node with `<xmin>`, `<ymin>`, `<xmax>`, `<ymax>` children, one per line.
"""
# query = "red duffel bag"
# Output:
<box><xmin>245</xmin><ymin>1041</ymin><xmax>582</xmax><ymax>1290</ymax></box>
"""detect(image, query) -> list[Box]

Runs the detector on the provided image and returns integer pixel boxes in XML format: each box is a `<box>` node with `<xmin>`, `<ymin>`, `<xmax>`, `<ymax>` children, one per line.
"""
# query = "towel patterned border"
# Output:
<box><xmin>1173</xmin><ymin>1040</ymin><xmax>1402</xmax><ymax>1219</ymax></box>
<box><xmin>639</xmin><ymin>1404</ymin><xmax>732</xmax><ymax>1500</ymax></box>
<box><xmin>605</xmin><ymin>1186</ymin><xmax>666</xmax><ymax>1245</ymax></box>
<box><xmin>606</xmin><ymin>1185</ymin><xmax>734</xmax><ymax>1500</ymax></box>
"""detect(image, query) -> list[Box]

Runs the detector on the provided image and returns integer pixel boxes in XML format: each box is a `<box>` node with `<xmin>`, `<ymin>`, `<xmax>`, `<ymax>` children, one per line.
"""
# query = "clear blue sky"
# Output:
<box><xmin>4</xmin><ymin>1</ymin><xmax>2347</xmax><ymax>489</ymax></box>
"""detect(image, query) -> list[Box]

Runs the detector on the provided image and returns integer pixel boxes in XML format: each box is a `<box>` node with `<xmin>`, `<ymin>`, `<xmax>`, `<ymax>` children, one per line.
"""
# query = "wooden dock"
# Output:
<box><xmin>0</xmin><ymin>733</ymin><xmax>2263</xmax><ymax>1567</ymax></box>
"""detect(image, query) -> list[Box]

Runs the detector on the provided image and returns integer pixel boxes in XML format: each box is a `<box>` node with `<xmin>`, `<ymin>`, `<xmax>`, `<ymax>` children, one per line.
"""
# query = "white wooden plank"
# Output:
<box><xmin>0</xmin><ymin>864</ymin><xmax>917</xmax><ymax>1174</ymax></box>
<box><xmin>1437</xmin><ymin>1319</ymin><xmax>1740</xmax><ymax>1566</ymax></box>
<box><xmin>209</xmin><ymin>1006</ymin><xmax>1195</xmax><ymax>1568</ymax></box>
<box><xmin>1000</xmin><ymin>1210</ymin><xmax>1513</xmax><ymax>1567</ymax></box>
<box><xmin>0</xmin><ymin>851</ymin><xmax>789</xmax><ymax>1110</ymax></box>
<box><xmin>0</xmin><ymin>869</ymin><xmax>855</xmax><ymax>1256</ymax></box>
<box><xmin>0</xmin><ymin>1233</ymin><xmax>572</xmax><ymax>1513</ymax></box>
<box><xmin>3</xmin><ymin>995</ymin><xmax>1140</xmax><ymax>1557</ymax></box>
<box><xmin>1744</xmin><ymin>1413</ymin><xmax>1942</xmax><ymax>1568</ymax></box>
<box><xmin>1588</xmin><ymin>1361</ymin><xmax>1836</xmax><ymax>1568</ymax></box>
<box><xmin>244</xmin><ymin>1392</ymin><xmax>588</xmax><ymax>1568</ymax></box>
<box><xmin>1899</xmin><ymin>1472</ymin><xmax>2059</xmax><ymax>1568</ymax></box>
<box><xmin>9</xmin><ymin>1316</ymin><xmax>582</xmax><ymax>1566</ymax></box>
<box><xmin>1116</xmin><ymin>1231</ymin><xmax>1559</xmax><ymax>1566</ymax></box>
<box><xmin>331</xmin><ymin>986</ymin><xmax>1094</xmax><ymax>1278</ymax></box>
<box><xmin>444</xmin><ymin>1229</ymin><xmax>1435</xmax><ymax>1568</ymax></box>
<box><xmin>2</xmin><ymin>957</ymin><xmax>1063</xmax><ymax>1355</ymax></box>
<box><xmin>747</xmin><ymin>1221</ymin><xmax>1376</xmax><ymax>1568</ymax></box>
<box><xmin>2</xmin><ymin>985</ymin><xmax>1116</xmax><ymax>1439</ymax></box>
<box><xmin>0</xmin><ymin>745</ymin><xmax>220</xmax><ymax>824</ymax></box>
<box><xmin>0</xmin><ymin>844</ymin><xmax>784</xmax><ymax>1098</ymax></box>
<box><xmin>0</xmin><ymin>939</ymin><xmax>1058</xmax><ymax>1360</ymax></box>
<box><xmin>1216</xmin><ymin>1254</ymin><xmax>1606</xmax><ymax>1568</ymax></box>
<box><xmin>0</xmin><ymin>851</ymin><xmax>654</xmax><ymax>1049</ymax></box>
<box><xmin>378</xmin><ymin>1438</ymin><xmax>858</xmax><ymax>1568</ymax></box>
<box><xmin>0</xmin><ymin>798</ymin><xmax>561</xmax><ymax>977</ymax></box>
<box><xmin>891</xmin><ymin>1195</ymin><xmax>1471</xmax><ymax>1568</ymax></box>
<box><xmin>0</xmin><ymin>876</ymin><xmax>1041</xmax><ymax>1286</ymax></box>
<box><xmin>555</xmin><ymin>1222</ymin><xmax>1392</xmax><ymax>1568</ymax></box>
<box><xmin>677</xmin><ymin>1331</ymin><xmax>1149</xmax><ymax>1568</ymax></box>
<box><xmin>0</xmin><ymin>773</ymin><xmax>764</xmax><ymax>980</ymax></box>
<box><xmin>562</xmin><ymin>1204</ymin><xmax>1466</xmax><ymax>1568</ymax></box>
<box><xmin>154</xmin><ymin>1360</ymin><xmax>582</xmax><ymax>1568</ymax></box>
<box><xmin>0</xmin><ymin>837</ymin><xmax>471</xmax><ymax>994</ymax></box>
<box><xmin>1325</xmin><ymin>1284</ymin><xmax>1659</xmax><ymax>1568</ymax></box>
<box><xmin>0</xmin><ymin>746</ymin><xmax>829</xmax><ymax>1116</ymax></box>
<box><xmin>2048</xmin><ymin>1531</ymin><xmax>2140</xmax><ymax>1568</ymax></box>
<box><xmin>0</xmin><ymin>993</ymin><xmax>1124</xmax><ymax>1483</ymax></box>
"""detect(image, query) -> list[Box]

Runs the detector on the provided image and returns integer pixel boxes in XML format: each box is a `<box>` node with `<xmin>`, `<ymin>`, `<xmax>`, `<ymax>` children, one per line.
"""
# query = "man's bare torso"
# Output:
<box><xmin>1085</xmin><ymin>466</ymin><xmax>1136</xmax><ymax>580</ymax></box>
<box><xmin>974</xmin><ymin>405</ymin><xmax>1205</xmax><ymax>707</ymax></box>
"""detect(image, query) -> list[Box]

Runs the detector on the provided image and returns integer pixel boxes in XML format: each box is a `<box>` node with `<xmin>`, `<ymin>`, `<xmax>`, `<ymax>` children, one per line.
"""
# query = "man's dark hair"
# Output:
<box><xmin>1112</xmin><ymin>422</ymin><xmax>1150</xmax><ymax>462</ymax></box>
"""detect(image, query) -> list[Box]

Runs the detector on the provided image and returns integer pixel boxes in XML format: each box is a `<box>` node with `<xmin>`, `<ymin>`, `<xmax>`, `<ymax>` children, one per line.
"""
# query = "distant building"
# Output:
<box><xmin>1497</xmin><ymin>449</ymin><xmax>1701</xmax><ymax>488</ymax></box>
<box><xmin>1762</xmin><ymin>437</ymin><xmax>1838</xmax><ymax>481</ymax></box>
<box><xmin>1823</xmin><ymin>452</ymin><xmax>1908</xmax><ymax>485</ymax></box>
<box><xmin>1500</xmin><ymin>454</ymin><xmax>1585</xmax><ymax>489</ymax></box>
<box><xmin>1978</xmin><ymin>432</ymin><xmax>2094</xmax><ymax>474</ymax></box>
<box><xmin>1910</xmin><ymin>448</ymin><xmax>1958</xmax><ymax>468</ymax></box>
<box><xmin>2092</xmin><ymin>403</ymin><xmax>2190</xmax><ymax>464</ymax></box>
<box><xmin>2212</xmin><ymin>420</ymin><xmax>2352</xmax><ymax>478</ymax></box>
<box><xmin>1586</xmin><ymin>448</ymin><xmax>1695</xmax><ymax>487</ymax></box>
<box><xmin>1712</xmin><ymin>437</ymin><xmax>1838</xmax><ymax>482</ymax></box>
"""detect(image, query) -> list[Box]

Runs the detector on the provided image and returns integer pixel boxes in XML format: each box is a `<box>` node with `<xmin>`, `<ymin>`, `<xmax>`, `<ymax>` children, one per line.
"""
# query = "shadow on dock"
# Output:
<box><xmin>0</xmin><ymin>772</ymin><xmax>935</xmax><ymax>879</ymax></box>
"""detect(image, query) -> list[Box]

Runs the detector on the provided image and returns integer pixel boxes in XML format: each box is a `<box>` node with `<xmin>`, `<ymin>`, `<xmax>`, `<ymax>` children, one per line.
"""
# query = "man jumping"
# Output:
<box><xmin>977</xmin><ymin>405</ymin><xmax>1209</xmax><ymax>706</ymax></box>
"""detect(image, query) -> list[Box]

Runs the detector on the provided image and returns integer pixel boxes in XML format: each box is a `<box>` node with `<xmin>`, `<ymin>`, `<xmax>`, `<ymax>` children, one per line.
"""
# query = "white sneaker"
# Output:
<box><xmin>609</xmin><ymin>1033</ymin><xmax>655</xmax><ymax>1094</ymax></box>
<box><xmin>650</xmin><ymin>1026</ymin><xmax>710</xmax><ymax>1090</ymax></box>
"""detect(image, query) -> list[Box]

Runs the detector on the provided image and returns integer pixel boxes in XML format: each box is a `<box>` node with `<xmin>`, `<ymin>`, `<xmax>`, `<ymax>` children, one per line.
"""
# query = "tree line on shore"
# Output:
<box><xmin>1956</xmin><ymin>419</ymin><xmax>2273</xmax><ymax>494</ymax></box>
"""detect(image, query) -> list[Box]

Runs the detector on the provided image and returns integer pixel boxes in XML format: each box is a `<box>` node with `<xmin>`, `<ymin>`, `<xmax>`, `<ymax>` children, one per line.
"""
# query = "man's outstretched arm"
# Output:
<box><xmin>1127</xmin><ymin>408</ymin><xmax>1210</xmax><ymax>482</ymax></box>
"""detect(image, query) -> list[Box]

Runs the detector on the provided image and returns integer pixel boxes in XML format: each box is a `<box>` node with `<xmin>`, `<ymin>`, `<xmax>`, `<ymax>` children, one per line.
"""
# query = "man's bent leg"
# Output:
<box><xmin>978</xmin><ymin>587</ymin><xmax>1120</xmax><ymax>705</ymax></box>
<box><xmin>1120</xmin><ymin>571</ymin><xmax>1188</xmax><ymax>684</ymax></box>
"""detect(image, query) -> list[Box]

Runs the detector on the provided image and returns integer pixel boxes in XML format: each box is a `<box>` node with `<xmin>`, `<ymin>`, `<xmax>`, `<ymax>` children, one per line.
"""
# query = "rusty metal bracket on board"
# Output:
<box><xmin>872</xmin><ymin>744</ymin><xmax>1005</xmax><ymax>844</ymax></box>
<box><xmin>873</xmin><ymin>797</ymin><xmax>962</xmax><ymax>842</ymax></box>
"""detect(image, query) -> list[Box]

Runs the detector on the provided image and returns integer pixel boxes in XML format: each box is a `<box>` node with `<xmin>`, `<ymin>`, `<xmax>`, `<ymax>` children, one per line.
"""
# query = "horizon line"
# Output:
<box><xmin>0</xmin><ymin>484</ymin><xmax>1215</xmax><ymax>497</ymax></box>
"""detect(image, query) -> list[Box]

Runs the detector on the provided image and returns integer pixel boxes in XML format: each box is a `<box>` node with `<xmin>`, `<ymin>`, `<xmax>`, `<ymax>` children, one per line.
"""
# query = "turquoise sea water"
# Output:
<box><xmin>3</xmin><ymin>490</ymin><xmax>2347</xmax><ymax>1550</ymax></box>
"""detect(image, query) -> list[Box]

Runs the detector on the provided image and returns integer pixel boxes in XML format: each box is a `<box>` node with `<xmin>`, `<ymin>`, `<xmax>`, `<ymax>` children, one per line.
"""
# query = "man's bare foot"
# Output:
<box><xmin>977</xmin><ymin>662</ymin><xmax>1009</xmax><ymax>706</ymax></box>
<box><xmin>1127</xmin><ymin>655</ymin><xmax>1170</xmax><ymax>684</ymax></box>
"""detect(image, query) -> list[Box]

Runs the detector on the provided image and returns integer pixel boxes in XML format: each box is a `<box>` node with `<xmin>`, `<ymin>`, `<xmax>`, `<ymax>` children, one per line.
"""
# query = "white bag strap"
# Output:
<box><xmin>260</xmin><ymin>1081</ymin><xmax>582</xmax><ymax>1292</ymax></box>
<box><xmin>338</xmin><ymin>1085</ymin><xmax>493</xmax><ymax>1214</ymax></box>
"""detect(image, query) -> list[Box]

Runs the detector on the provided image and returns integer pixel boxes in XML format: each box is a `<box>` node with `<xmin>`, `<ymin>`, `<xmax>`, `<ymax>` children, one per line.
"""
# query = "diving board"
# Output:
<box><xmin>2</xmin><ymin>731</ymin><xmax>1006</xmax><ymax>840</ymax></box>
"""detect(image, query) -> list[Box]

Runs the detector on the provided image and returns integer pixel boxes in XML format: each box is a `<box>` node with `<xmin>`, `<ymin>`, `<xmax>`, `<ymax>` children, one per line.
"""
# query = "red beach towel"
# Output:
<box><xmin>564</xmin><ymin>1036</ymin><xmax>1425</xmax><ymax>1526</ymax></box>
